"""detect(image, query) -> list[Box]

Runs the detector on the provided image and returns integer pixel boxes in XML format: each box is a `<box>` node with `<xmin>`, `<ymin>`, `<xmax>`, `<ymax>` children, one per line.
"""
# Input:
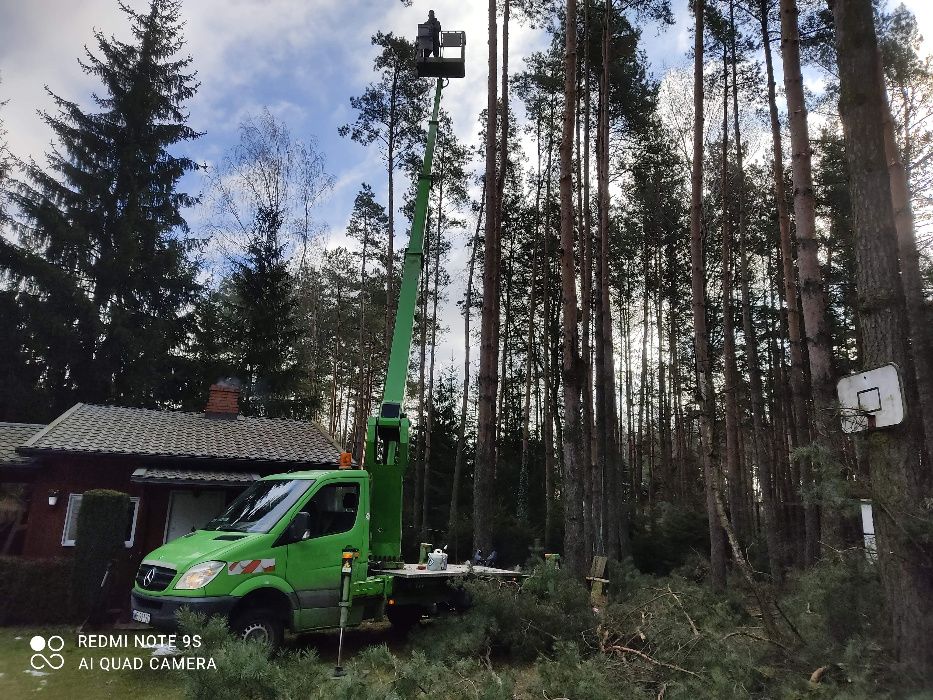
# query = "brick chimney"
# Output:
<box><xmin>205</xmin><ymin>380</ymin><xmax>240</xmax><ymax>419</ymax></box>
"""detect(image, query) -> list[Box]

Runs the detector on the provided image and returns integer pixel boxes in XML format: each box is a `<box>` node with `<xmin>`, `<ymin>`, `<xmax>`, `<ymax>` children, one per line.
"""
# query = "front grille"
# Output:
<box><xmin>135</xmin><ymin>564</ymin><xmax>176</xmax><ymax>592</ymax></box>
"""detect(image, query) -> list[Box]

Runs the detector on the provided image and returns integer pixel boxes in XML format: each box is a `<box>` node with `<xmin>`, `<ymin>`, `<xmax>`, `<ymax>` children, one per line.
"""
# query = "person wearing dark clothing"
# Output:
<box><xmin>425</xmin><ymin>10</ymin><xmax>441</xmax><ymax>58</ymax></box>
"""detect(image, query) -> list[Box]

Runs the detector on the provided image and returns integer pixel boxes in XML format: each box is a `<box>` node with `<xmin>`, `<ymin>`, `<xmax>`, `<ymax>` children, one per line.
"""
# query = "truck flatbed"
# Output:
<box><xmin>373</xmin><ymin>563</ymin><xmax>523</xmax><ymax>579</ymax></box>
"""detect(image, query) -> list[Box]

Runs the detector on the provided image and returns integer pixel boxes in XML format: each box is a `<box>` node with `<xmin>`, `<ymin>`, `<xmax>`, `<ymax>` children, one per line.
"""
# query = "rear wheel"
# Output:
<box><xmin>451</xmin><ymin>585</ymin><xmax>473</xmax><ymax>613</ymax></box>
<box><xmin>231</xmin><ymin>608</ymin><xmax>284</xmax><ymax>650</ymax></box>
<box><xmin>386</xmin><ymin>604</ymin><xmax>422</xmax><ymax>634</ymax></box>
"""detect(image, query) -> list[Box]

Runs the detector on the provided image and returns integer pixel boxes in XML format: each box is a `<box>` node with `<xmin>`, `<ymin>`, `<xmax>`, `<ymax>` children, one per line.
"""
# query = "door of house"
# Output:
<box><xmin>164</xmin><ymin>490</ymin><xmax>228</xmax><ymax>543</ymax></box>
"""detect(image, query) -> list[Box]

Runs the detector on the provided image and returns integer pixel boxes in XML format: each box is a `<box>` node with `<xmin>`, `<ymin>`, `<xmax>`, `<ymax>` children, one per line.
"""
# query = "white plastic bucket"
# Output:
<box><xmin>426</xmin><ymin>549</ymin><xmax>448</xmax><ymax>571</ymax></box>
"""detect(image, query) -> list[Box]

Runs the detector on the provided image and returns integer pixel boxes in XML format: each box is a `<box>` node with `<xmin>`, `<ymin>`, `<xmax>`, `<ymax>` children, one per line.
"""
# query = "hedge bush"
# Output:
<box><xmin>70</xmin><ymin>489</ymin><xmax>130</xmax><ymax>619</ymax></box>
<box><xmin>0</xmin><ymin>556</ymin><xmax>74</xmax><ymax>624</ymax></box>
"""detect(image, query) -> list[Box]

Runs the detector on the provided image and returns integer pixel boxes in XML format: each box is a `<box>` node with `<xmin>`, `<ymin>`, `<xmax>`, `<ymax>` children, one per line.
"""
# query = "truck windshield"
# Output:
<box><xmin>205</xmin><ymin>479</ymin><xmax>313</xmax><ymax>533</ymax></box>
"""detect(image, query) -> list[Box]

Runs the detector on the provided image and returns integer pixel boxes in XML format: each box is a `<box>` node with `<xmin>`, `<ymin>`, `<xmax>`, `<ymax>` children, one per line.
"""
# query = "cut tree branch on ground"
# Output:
<box><xmin>604</xmin><ymin>643</ymin><xmax>701</xmax><ymax>678</ymax></box>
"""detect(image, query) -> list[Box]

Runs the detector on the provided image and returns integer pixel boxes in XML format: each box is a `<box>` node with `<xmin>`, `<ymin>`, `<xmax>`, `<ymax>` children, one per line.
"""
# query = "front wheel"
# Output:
<box><xmin>231</xmin><ymin>608</ymin><xmax>284</xmax><ymax>650</ymax></box>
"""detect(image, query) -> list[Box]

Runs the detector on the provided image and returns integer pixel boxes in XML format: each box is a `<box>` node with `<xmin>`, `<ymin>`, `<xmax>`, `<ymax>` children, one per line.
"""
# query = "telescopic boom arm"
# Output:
<box><xmin>364</xmin><ymin>78</ymin><xmax>444</xmax><ymax>565</ymax></box>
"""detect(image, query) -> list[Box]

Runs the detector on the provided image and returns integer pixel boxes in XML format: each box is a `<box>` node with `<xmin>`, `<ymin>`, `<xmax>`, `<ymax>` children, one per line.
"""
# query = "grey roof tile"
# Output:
<box><xmin>0</xmin><ymin>423</ymin><xmax>46</xmax><ymax>465</ymax></box>
<box><xmin>131</xmin><ymin>468</ymin><xmax>260</xmax><ymax>485</ymax></box>
<box><xmin>21</xmin><ymin>404</ymin><xmax>342</xmax><ymax>466</ymax></box>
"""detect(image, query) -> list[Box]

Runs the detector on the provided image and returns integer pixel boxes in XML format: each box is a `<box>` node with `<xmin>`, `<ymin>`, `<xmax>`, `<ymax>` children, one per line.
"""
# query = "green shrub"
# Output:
<box><xmin>786</xmin><ymin>550</ymin><xmax>884</xmax><ymax>648</ymax></box>
<box><xmin>179</xmin><ymin>611</ymin><xmax>330</xmax><ymax>700</ymax></box>
<box><xmin>414</xmin><ymin>564</ymin><xmax>596</xmax><ymax>662</ymax></box>
<box><xmin>176</xmin><ymin>608</ymin><xmax>232</xmax><ymax>651</ymax></box>
<box><xmin>336</xmin><ymin>646</ymin><xmax>514</xmax><ymax>700</ymax></box>
<box><xmin>0</xmin><ymin>556</ymin><xmax>73</xmax><ymax>624</ymax></box>
<box><xmin>533</xmin><ymin>642</ymin><xmax>645</xmax><ymax>700</ymax></box>
<box><xmin>70</xmin><ymin>489</ymin><xmax>130</xmax><ymax>619</ymax></box>
<box><xmin>178</xmin><ymin>614</ymin><xmax>514</xmax><ymax>700</ymax></box>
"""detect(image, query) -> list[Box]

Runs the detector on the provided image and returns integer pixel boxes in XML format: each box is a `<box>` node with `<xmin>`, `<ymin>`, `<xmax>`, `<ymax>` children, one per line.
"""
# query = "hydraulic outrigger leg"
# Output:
<box><xmin>364</xmin><ymin>78</ymin><xmax>445</xmax><ymax>567</ymax></box>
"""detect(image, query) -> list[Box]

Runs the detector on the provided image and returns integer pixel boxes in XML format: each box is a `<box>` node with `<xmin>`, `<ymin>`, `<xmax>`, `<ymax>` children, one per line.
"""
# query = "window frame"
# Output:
<box><xmin>300</xmin><ymin>482</ymin><xmax>360</xmax><ymax>540</ymax></box>
<box><xmin>61</xmin><ymin>493</ymin><xmax>141</xmax><ymax>548</ymax></box>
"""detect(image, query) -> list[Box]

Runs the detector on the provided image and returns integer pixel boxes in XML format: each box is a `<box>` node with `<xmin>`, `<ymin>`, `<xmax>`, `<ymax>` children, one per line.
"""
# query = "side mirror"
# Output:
<box><xmin>285</xmin><ymin>512</ymin><xmax>310</xmax><ymax>543</ymax></box>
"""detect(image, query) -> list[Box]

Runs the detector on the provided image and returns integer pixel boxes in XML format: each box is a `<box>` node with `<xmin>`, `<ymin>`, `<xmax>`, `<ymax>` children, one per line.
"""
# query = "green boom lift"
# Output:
<box><xmin>365</xmin><ymin>26</ymin><xmax>467</xmax><ymax>567</ymax></box>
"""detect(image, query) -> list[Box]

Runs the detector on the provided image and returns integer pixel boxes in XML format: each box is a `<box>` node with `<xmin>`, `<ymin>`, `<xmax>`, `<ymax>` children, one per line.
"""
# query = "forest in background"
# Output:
<box><xmin>2</xmin><ymin>0</ymin><xmax>933</xmax><ymax>684</ymax></box>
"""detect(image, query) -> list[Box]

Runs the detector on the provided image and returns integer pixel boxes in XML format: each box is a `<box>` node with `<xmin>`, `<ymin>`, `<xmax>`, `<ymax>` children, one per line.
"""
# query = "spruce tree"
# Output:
<box><xmin>228</xmin><ymin>207</ymin><xmax>305</xmax><ymax>418</ymax></box>
<box><xmin>202</xmin><ymin>110</ymin><xmax>331</xmax><ymax>420</ymax></box>
<box><xmin>6</xmin><ymin>0</ymin><xmax>201</xmax><ymax>415</ymax></box>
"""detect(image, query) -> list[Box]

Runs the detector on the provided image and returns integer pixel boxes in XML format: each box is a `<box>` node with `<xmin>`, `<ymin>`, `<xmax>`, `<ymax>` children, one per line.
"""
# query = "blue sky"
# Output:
<box><xmin>1</xmin><ymin>0</ymin><xmax>930</xmax><ymax>371</ymax></box>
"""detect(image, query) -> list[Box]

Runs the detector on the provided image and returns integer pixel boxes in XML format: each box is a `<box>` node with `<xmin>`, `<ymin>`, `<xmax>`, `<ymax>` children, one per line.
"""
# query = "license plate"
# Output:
<box><xmin>132</xmin><ymin>610</ymin><xmax>151</xmax><ymax>624</ymax></box>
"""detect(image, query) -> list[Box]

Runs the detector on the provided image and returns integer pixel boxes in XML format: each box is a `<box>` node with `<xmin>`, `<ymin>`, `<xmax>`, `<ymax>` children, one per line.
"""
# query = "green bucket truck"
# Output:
<box><xmin>130</xmin><ymin>23</ymin><xmax>511</xmax><ymax>646</ymax></box>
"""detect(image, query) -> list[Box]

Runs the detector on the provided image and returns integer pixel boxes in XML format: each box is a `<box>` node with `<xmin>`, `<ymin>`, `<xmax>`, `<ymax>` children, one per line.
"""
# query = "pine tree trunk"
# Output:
<box><xmin>421</xmin><ymin>208</ymin><xmax>441</xmax><ymax>541</ymax></box>
<box><xmin>519</xmin><ymin>246</ymin><xmax>539</xmax><ymax>524</ymax></box>
<box><xmin>474</xmin><ymin>0</ymin><xmax>500</xmax><ymax>555</ymax></box>
<box><xmin>636</xmin><ymin>236</ymin><xmax>650</xmax><ymax>511</ymax></box>
<box><xmin>580</xmin><ymin>0</ymin><xmax>597</xmax><ymax>558</ymax></box>
<box><xmin>498</xmin><ymin>236</ymin><xmax>513</xmax><ymax>448</ymax></box>
<box><xmin>721</xmin><ymin>42</ymin><xmax>745</xmax><ymax>548</ymax></box>
<box><xmin>763</xmin><ymin>0</ymin><xmax>808</xmax><ymax>564</ymax></box>
<box><xmin>736</xmin><ymin>0</ymin><xmax>781</xmax><ymax>583</ymax></box>
<box><xmin>779</xmin><ymin>0</ymin><xmax>836</xmax><ymax>562</ymax></box>
<box><xmin>623</xmin><ymin>296</ymin><xmax>635</xmax><ymax>470</ymax></box>
<box><xmin>330</xmin><ymin>284</ymin><xmax>342</xmax><ymax>437</ymax></box>
<box><xmin>449</xmin><ymin>190</ymin><xmax>484</xmax><ymax>547</ymax></box>
<box><xmin>495</xmin><ymin>0</ymin><xmax>511</xmax><ymax>456</ymax></box>
<box><xmin>878</xmin><ymin>53</ymin><xmax>933</xmax><ymax>463</ymax></box>
<box><xmin>690</xmin><ymin>0</ymin><xmax>726</xmax><ymax>591</ymax></box>
<box><xmin>656</xmin><ymin>271</ymin><xmax>672</xmax><ymax>504</ymax></box>
<box><xmin>597</xmin><ymin>0</ymin><xmax>628</xmax><ymax>560</ymax></box>
<box><xmin>559</xmin><ymin>0</ymin><xmax>587</xmax><ymax>577</ymax></box>
<box><xmin>543</xmin><ymin>105</ymin><xmax>557</xmax><ymax>550</ymax></box>
<box><xmin>520</xmin><ymin>110</ymin><xmax>544</xmax><ymax>522</ymax></box>
<box><xmin>356</xmin><ymin>224</ymin><xmax>370</xmax><ymax>460</ymax></box>
<box><xmin>831</xmin><ymin>0</ymin><xmax>933</xmax><ymax>673</ymax></box>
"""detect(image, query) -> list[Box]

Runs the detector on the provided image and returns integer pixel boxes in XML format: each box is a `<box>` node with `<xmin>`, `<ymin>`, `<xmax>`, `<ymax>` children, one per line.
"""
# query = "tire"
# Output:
<box><xmin>451</xmin><ymin>586</ymin><xmax>473</xmax><ymax>613</ymax></box>
<box><xmin>231</xmin><ymin>607</ymin><xmax>284</xmax><ymax>650</ymax></box>
<box><xmin>386</xmin><ymin>604</ymin><xmax>422</xmax><ymax>634</ymax></box>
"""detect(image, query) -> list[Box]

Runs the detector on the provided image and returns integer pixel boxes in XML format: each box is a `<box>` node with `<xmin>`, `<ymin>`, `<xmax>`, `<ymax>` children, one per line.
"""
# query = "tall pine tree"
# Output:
<box><xmin>5</xmin><ymin>0</ymin><xmax>201</xmax><ymax>416</ymax></box>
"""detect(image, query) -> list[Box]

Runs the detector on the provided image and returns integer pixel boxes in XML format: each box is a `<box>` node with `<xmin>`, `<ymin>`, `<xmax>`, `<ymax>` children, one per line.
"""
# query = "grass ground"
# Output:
<box><xmin>0</xmin><ymin>627</ymin><xmax>185</xmax><ymax>699</ymax></box>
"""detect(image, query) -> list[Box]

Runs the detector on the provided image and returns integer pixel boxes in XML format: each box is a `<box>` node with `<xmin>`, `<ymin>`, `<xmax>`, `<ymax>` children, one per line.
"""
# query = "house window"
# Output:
<box><xmin>61</xmin><ymin>494</ymin><xmax>140</xmax><ymax>548</ymax></box>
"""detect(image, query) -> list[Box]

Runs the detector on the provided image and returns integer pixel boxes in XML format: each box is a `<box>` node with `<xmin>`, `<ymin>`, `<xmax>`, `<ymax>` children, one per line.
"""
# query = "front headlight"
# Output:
<box><xmin>174</xmin><ymin>561</ymin><xmax>225</xmax><ymax>590</ymax></box>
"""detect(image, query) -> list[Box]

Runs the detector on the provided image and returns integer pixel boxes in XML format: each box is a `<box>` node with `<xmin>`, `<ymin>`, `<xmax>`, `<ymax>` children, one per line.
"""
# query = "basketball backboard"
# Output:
<box><xmin>836</xmin><ymin>363</ymin><xmax>906</xmax><ymax>433</ymax></box>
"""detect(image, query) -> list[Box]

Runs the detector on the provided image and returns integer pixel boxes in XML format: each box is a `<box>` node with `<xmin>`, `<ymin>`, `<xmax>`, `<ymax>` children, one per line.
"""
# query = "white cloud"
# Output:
<box><xmin>4</xmin><ymin>0</ymin><xmax>930</xmax><ymax>381</ymax></box>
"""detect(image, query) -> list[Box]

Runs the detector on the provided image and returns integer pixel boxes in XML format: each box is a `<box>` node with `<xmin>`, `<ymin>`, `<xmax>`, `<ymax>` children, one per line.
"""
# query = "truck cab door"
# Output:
<box><xmin>284</xmin><ymin>480</ymin><xmax>365</xmax><ymax>630</ymax></box>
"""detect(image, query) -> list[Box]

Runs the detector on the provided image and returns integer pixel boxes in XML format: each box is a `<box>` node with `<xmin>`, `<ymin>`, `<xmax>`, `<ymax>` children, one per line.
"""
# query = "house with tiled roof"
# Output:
<box><xmin>0</xmin><ymin>384</ymin><xmax>343</xmax><ymax>598</ymax></box>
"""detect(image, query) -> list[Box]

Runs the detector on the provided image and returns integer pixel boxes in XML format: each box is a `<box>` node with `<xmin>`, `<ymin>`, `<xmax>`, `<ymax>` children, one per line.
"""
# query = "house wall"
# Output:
<box><xmin>20</xmin><ymin>455</ymin><xmax>254</xmax><ymax>612</ymax></box>
<box><xmin>21</xmin><ymin>457</ymin><xmax>150</xmax><ymax>612</ymax></box>
<box><xmin>22</xmin><ymin>458</ymin><xmax>147</xmax><ymax>558</ymax></box>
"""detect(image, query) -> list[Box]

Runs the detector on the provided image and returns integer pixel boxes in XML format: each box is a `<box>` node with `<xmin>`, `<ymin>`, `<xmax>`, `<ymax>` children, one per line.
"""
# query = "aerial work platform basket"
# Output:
<box><xmin>416</xmin><ymin>28</ymin><xmax>466</xmax><ymax>79</ymax></box>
